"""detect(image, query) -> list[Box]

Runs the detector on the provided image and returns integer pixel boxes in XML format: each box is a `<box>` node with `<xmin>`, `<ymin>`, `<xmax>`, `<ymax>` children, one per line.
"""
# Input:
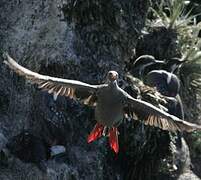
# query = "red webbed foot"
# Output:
<box><xmin>87</xmin><ymin>123</ymin><xmax>104</xmax><ymax>143</ymax></box>
<box><xmin>109</xmin><ymin>127</ymin><xmax>119</xmax><ymax>154</ymax></box>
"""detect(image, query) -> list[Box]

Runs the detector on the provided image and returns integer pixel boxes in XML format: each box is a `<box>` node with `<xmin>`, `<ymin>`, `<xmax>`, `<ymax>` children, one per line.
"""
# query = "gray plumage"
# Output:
<box><xmin>4</xmin><ymin>53</ymin><xmax>201</xmax><ymax>132</ymax></box>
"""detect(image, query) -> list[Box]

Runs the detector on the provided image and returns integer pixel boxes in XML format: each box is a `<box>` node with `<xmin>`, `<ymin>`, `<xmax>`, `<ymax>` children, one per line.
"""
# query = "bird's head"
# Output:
<box><xmin>107</xmin><ymin>71</ymin><xmax>119</xmax><ymax>82</ymax></box>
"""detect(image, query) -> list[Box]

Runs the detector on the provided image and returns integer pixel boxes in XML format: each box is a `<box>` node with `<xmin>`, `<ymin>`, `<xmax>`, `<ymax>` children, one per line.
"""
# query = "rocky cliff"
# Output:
<box><xmin>0</xmin><ymin>0</ymin><xmax>200</xmax><ymax>180</ymax></box>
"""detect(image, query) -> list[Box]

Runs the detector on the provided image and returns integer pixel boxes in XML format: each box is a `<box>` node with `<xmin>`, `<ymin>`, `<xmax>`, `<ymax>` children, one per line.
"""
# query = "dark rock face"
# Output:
<box><xmin>0</xmin><ymin>0</ymin><xmax>150</xmax><ymax>179</ymax></box>
<box><xmin>62</xmin><ymin>0</ymin><xmax>149</xmax><ymax>69</ymax></box>
<box><xmin>6</xmin><ymin>130</ymin><xmax>50</xmax><ymax>172</ymax></box>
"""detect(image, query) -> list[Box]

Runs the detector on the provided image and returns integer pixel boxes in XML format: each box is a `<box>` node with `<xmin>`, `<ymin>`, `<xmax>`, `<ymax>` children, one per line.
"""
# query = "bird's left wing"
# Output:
<box><xmin>4</xmin><ymin>54</ymin><xmax>99</xmax><ymax>106</ymax></box>
<box><xmin>123</xmin><ymin>92</ymin><xmax>201</xmax><ymax>132</ymax></box>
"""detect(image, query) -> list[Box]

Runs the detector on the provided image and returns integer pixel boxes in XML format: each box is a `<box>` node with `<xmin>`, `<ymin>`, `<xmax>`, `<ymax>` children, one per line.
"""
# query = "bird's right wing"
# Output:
<box><xmin>4</xmin><ymin>53</ymin><xmax>100</xmax><ymax>106</ymax></box>
<box><xmin>124</xmin><ymin>92</ymin><xmax>201</xmax><ymax>132</ymax></box>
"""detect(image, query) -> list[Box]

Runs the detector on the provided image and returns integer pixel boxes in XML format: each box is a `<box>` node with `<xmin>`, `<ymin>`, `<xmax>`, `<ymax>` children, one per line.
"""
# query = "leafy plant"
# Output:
<box><xmin>149</xmin><ymin>0</ymin><xmax>195</xmax><ymax>28</ymax></box>
<box><xmin>149</xmin><ymin>0</ymin><xmax>200</xmax><ymax>49</ymax></box>
<box><xmin>149</xmin><ymin>0</ymin><xmax>201</xmax><ymax>95</ymax></box>
<box><xmin>180</xmin><ymin>24</ymin><xmax>201</xmax><ymax>96</ymax></box>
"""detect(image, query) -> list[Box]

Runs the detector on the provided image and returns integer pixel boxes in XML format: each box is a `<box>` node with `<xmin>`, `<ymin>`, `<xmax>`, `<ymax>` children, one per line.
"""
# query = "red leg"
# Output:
<box><xmin>109</xmin><ymin>127</ymin><xmax>119</xmax><ymax>154</ymax></box>
<box><xmin>87</xmin><ymin>123</ymin><xmax>104</xmax><ymax>143</ymax></box>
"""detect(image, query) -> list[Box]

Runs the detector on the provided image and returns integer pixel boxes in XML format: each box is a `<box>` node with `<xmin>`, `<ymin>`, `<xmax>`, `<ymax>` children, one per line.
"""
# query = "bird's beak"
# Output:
<box><xmin>108</xmin><ymin>72</ymin><xmax>118</xmax><ymax>82</ymax></box>
<box><xmin>178</xmin><ymin>60</ymin><xmax>187</xmax><ymax>65</ymax></box>
<box><xmin>110</xmin><ymin>74</ymin><xmax>117</xmax><ymax>81</ymax></box>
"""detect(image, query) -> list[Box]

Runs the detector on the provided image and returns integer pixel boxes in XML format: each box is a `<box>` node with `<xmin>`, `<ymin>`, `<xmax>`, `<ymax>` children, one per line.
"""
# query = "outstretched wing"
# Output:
<box><xmin>4</xmin><ymin>53</ymin><xmax>99</xmax><ymax>106</ymax></box>
<box><xmin>123</xmin><ymin>92</ymin><xmax>201</xmax><ymax>132</ymax></box>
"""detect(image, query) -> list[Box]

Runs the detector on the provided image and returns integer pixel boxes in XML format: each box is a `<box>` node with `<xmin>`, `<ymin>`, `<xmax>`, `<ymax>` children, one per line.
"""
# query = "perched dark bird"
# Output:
<box><xmin>132</xmin><ymin>55</ymin><xmax>185</xmax><ymax>118</ymax></box>
<box><xmin>4</xmin><ymin>54</ymin><xmax>201</xmax><ymax>153</ymax></box>
<box><xmin>146</xmin><ymin>70</ymin><xmax>180</xmax><ymax>97</ymax></box>
<box><xmin>132</xmin><ymin>55</ymin><xmax>185</xmax><ymax>79</ymax></box>
<box><xmin>132</xmin><ymin>55</ymin><xmax>166</xmax><ymax>78</ymax></box>
<box><xmin>145</xmin><ymin>64</ymin><xmax>186</xmax><ymax>168</ymax></box>
<box><xmin>146</xmin><ymin>70</ymin><xmax>184</xmax><ymax>119</ymax></box>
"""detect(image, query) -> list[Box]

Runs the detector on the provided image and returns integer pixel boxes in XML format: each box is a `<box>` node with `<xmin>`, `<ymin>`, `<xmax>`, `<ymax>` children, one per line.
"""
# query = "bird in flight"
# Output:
<box><xmin>4</xmin><ymin>54</ymin><xmax>201</xmax><ymax>154</ymax></box>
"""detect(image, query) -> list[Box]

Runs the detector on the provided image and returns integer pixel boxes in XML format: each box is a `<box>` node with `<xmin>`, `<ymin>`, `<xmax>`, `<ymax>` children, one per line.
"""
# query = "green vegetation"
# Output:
<box><xmin>147</xmin><ymin>0</ymin><xmax>201</xmax><ymax>174</ymax></box>
<box><xmin>149</xmin><ymin>0</ymin><xmax>201</xmax><ymax>96</ymax></box>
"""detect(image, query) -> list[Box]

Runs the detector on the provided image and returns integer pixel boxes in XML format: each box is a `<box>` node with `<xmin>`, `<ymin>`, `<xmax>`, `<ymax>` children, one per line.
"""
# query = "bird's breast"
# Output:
<box><xmin>95</xmin><ymin>87</ymin><xmax>125</xmax><ymax>127</ymax></box>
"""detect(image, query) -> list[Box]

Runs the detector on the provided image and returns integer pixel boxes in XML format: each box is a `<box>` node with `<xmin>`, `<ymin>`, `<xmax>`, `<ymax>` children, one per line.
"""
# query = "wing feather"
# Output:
<box><xmin>124</xmin><ymin>91</ymin><xmax>201</xmax><ymax>132</ymax></box>
<box><xmin>4</xmin><ymin>54</ymin><xmax>99</xmax><ymax>104</ymax></box>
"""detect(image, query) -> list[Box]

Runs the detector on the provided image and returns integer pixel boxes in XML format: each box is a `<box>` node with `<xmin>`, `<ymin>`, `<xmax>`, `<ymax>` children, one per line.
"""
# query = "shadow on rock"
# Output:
<box><xmin>6</xmin><ymin>130</ymin><xmax>50</xmax><ymax>172</ymax></box>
